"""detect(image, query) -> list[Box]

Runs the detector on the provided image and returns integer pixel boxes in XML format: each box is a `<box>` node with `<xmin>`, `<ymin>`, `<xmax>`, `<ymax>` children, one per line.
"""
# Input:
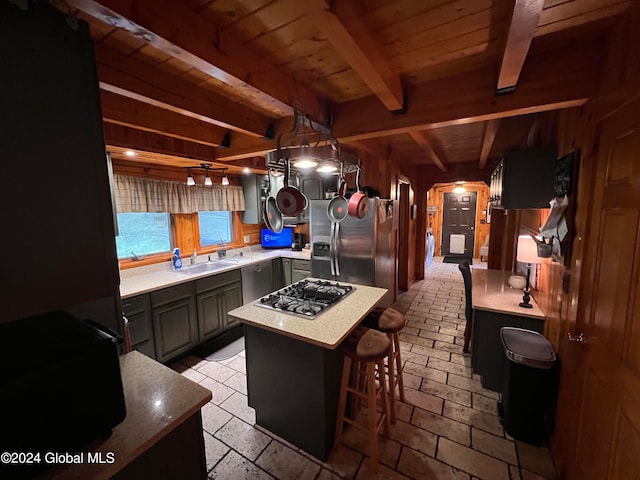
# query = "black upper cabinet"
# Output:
<box><xmin>489</xmin><ymin>147</ymin><xmax>558</xmax><ymax>209</ymax></box>
<box><xmin>1</xmin><ymin>3</ymin><xmax>119</xmax><ymax>323</ymax></box>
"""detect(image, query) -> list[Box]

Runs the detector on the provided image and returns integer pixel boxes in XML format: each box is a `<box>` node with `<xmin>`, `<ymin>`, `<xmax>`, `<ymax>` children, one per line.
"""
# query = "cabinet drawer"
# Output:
<box><xmin>122</xmin><ymin>294</ymin><xmax>149</xmax><ymax>315</ymax></box>
<box><xmin>292</xmin><ymin>259</ymin><xmax>310</xmax><ymax>271</ymax></box>
<box><xmin>150</xmin><ymin>282</ymin><xmax>194</xmax><ymax>307</ymax></box>
<box><xmin>195</xmin><ymin>269</ymin><xmax>241</xmax><ymax>294</ymax></box>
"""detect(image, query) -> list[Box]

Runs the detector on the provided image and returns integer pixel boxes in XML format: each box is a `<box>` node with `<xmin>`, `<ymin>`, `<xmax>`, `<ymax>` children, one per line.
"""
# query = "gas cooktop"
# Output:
<box><xmin>255</xmin><ymin>279</ymin><xmax>354</xmax><ymax>319</ymax></box>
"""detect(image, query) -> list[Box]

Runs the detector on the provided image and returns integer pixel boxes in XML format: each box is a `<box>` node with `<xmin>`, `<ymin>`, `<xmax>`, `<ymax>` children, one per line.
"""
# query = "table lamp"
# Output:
<box><xmin>516</xmin><ymin>235</ymin><xmax>542</xmax><ymax>308</ymax></box>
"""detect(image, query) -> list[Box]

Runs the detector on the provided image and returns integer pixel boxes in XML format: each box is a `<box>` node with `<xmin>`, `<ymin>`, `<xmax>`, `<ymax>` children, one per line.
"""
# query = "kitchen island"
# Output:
<box><xmin>227</xmin><ymin>279</ymin><xmax>387</xmax><ymax>460</ymax></box>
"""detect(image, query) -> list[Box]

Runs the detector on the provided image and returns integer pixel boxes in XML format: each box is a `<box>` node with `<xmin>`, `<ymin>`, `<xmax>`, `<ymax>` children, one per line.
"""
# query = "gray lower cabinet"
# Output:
<box><xmin>471</xmin><ymin>309</ymin><xmax>544</xmax><ymax>392</ymax></box>
<box><xmin>292</xmin><ymin>259</ymin><xmax>311</xmax><ymax>283</ymax></box>
<box><xmin>122</xmin><ymin>294</ymin><xmax>156</xmax><ymax>359</ymax></box>
<box><xmin>196</xmin><ymin>270</ymin><xmax>243</xmax><ymax>341</ymax></box>
<box><xmin>151</xmin><ymin>283</ymin><xmax>198</xmax><ymax>363</ymax></box>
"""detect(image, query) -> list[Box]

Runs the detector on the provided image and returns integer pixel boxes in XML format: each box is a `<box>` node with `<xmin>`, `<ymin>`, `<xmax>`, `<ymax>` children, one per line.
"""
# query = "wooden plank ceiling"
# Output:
<box><xmin>56</xmin><ymin>0</ymin><xmax>629</xmax><ymax>181</ymax></box>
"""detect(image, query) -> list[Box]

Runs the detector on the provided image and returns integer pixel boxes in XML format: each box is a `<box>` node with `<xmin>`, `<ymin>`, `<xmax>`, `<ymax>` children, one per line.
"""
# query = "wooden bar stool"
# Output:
<box><xmin>334</xmin><ymin>326</ymin><xmax>391</xmax><ymax>473</ymax></box>
<box><xmin>364</xmin><ymin>307</ymin><xmax>407</xmax><ymax>423</ymax></box>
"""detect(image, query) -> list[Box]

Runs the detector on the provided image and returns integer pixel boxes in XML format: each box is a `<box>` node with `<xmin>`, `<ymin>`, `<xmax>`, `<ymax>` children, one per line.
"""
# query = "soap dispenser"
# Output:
<box><xmin>172</xmin><ymin>248</ymin><xmax>182</xmax><ymax>269</ymax></box>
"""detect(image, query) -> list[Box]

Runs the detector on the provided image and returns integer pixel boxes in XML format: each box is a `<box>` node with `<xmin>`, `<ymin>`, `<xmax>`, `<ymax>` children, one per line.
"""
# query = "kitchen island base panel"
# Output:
<box><xmin>111</xmin><ymin>414</ymin><xmax>206</xmax><ymax>480</ymax></box>
<box><xmin>245</xmin><ymin>325</ymin><xmax>343</xmax><ymax>461</ymax></box>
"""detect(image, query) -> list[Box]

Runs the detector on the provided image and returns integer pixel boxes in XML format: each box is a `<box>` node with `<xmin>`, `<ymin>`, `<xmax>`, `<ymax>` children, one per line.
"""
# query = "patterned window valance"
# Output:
<box><xmin>113</xmin><ymin>175</ymin><xmax>245</xmax><ymax>214</ymax></box>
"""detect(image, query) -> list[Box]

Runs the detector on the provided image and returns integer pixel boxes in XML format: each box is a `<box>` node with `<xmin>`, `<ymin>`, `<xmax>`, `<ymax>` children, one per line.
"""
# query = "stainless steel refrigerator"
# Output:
<box><xmin>310</xmin><ymin>198</ymin><xmax>396</xmax><ymax>307</ymax></box>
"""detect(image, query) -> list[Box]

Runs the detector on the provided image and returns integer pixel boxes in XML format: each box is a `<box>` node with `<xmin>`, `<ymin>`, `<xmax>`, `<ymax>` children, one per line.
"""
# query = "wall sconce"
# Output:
<box><xmin>516</xmin><ymin>234</ymin><xmax>543</xmax><ymax>308</ymax></box>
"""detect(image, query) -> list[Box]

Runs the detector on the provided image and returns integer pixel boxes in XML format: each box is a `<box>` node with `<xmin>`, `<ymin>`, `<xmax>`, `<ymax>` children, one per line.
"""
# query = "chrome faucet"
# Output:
<box><xmin>217</xmin><ymin>240</ymin><xmax>227</xmax><ymax>258</ymax></box>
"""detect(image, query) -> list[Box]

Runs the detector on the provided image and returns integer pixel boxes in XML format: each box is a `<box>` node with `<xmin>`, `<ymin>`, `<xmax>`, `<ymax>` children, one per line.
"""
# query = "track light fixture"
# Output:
<box><xmin>184</xmin><ymin>164</ymin><xmax>231</xmax><ymax>186</ymax></box>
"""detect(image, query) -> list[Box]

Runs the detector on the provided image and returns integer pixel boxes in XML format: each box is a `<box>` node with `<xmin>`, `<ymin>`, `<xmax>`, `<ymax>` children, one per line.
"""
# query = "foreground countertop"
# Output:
<box><xmin>43</xmin><ymin>351</ymin><xmax>212</xmax><ymax>480</ymax></box>
<box><xmin>472</xmin><ymin>269</ymin><xmax>545</xmax><ymax>320</ymax></box>
<box><xmin>228</xmin><ymin>278</ymin><xmax>387</xmax><ymax>349</ymax></box>
<box><xmin>120</xmin><ymin>248</ymin><xmax>311</xmax><ymax>299</ymax></box>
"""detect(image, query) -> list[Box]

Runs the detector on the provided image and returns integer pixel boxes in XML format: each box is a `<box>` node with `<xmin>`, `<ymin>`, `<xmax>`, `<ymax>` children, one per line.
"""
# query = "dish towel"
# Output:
<box><xmin>449</xmin><ymin>234</ymin><xmax>466</xmax><ymax>254</ymax></box>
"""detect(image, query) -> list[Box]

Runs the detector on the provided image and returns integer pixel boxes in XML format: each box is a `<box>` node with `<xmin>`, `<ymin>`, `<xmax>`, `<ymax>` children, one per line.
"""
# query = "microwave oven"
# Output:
<box><xmin>0</xmin><ymin>311</ymin><xmax>126</xmax><ymax>478</ymax></box>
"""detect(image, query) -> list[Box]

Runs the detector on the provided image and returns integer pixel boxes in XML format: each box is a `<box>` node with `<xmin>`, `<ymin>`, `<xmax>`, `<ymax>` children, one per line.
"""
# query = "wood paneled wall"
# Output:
<box><xmin>426</xmin><ymin>182</ymin><xmax>490</xmax><ymax>258</ymax></box>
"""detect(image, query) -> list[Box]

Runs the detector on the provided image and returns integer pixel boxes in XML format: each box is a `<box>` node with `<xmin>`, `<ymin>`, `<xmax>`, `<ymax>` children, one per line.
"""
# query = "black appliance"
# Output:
<box><xmin>0</xmin><ymin>311</ymin><xmax>126</xmax><ymax>479</ymax></box>
<box><xmin>292</xmin><ymin>232</ymin><xmax>306</xmax><ymax>251</ymax></box>
<box><xmin>256</xmin><ymin>279</ymin><xmax>354</xmax><ymax>318</ymax></box>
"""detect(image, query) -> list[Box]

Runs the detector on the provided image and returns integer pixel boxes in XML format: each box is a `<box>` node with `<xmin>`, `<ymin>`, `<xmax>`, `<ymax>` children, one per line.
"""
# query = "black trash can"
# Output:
<box><xmin>498</xmin><ymin>327</ymin><xmax>557</xmax><ymax>444</ymax></box>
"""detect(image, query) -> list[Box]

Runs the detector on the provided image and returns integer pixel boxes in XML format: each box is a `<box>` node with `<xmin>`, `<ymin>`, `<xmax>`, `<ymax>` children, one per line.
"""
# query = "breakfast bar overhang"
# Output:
<box><xmin>227</xmin><ymin>279</ymin><xmax>387</xmax><ymax>460</ymax></box>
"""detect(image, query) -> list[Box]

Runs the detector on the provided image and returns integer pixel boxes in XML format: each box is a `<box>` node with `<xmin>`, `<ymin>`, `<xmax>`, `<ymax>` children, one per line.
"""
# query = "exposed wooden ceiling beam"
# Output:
<box><xmin>101</xmin><ymin>91</ymin><xmax>227</xmax><ymax>147</ymax></box>
<box><xmin>304</xmin><ymin>0</ymin><xmax>404</xmax><ymax>111</ymax></box>
<box><xmin>104</xmin><ymin>123</ymin><xmax>217</xmax><ymax>163</ymax></box>
<box><xmin>66</xmin><ymin>0</ymin><xmax>328</xmax><ymax>123</ymax></box>
<box><xmin>497</xmin><ymin>0</ymin><xmax>545</xmax><ymax>93</ymax></box>
<box><xmin>203</xmin><ymin>38</ymin><xmax>601</xmax><ymax>162</ymax></box>
<box><xmin>418</xmin><ymin>161</ymin><xmax>491</xmax><ymax>192</ymax></box>
<box><xmin>215</xmin><ymin>118</ymin><xmax>295</xmax><ymax>161</ymax></box>
<box><xmin>332</xmin><ymin>38</ymin><xmax>601</xmax><ymax>142</ymax></box>
<box><xmin>96</xmin><ymin>46</ymin><xmax>271</xmax><ymax>138</ymax></box>
<box><xmin>479</xmin><ymin>120</ymin><xmax>500</xmax><ymax>169</ymax></box>
<box><xmin>408</xmin><ymin>130</ymin><xmax>448</xmax><ymax>172</ymax></box>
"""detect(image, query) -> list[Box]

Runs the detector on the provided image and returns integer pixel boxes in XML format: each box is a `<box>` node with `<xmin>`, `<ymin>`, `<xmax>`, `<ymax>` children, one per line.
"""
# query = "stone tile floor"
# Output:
<box><xmin>171</xmin><ymin>258</ymin><xmax>557</xmax><ymax>480</ymax></box>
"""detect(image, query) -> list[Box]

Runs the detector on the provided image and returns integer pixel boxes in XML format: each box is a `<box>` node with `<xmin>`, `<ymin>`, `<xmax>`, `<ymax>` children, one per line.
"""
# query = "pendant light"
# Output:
<box><xmin>221</xmin><ymin>168</ymin><xmax>229</xmax><ymax>186</ymax></box>
<box><xmin>202</xmin><ymin>163</ymin><xmax>213</xmax><ymax>186</ymax></box>
<box><xmin>186</xmin><ymin>168</ymin><xmax>195</xmax><ymax>186</ymax></box>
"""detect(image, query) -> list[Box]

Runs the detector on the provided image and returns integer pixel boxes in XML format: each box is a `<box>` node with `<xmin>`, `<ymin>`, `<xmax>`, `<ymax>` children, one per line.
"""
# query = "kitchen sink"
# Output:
<box><xmin>174</xmin><ymin>261</ymin><xmax>233</xmax><ymax>275</ymax></box>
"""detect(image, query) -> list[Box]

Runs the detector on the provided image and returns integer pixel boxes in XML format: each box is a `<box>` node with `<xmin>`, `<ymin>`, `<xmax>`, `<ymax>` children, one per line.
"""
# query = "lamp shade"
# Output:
<box><xmin>516</xmin><ymin>235</ymin><xmax>541</xmax><ymax>264</ymax></box>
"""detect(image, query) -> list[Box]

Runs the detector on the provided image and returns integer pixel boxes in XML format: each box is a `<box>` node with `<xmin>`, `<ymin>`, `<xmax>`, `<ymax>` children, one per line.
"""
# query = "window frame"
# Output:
<box><xmin>115</xmin><ymin>211</ymin><xmax>174</xmax><ymax>261</ymax></box>
<box><xmin>118</xmin><ymin>211</ymin><xmax>244</xmax><ymax>270</ymax></box>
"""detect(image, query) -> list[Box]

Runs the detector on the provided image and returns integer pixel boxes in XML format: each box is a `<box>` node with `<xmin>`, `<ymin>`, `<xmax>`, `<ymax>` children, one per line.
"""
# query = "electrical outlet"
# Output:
<box><xmin>243</xmin><ymin>235</ymin><xmax>250</xmax><ymax>243</ymax></box>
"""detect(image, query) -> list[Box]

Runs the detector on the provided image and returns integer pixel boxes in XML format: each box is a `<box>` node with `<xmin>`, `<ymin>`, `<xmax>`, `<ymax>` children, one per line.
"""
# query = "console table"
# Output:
<box><xmin>471</xmin><ymin>269</ymin><xmax>546</xmax><ymax>392</ymax></box>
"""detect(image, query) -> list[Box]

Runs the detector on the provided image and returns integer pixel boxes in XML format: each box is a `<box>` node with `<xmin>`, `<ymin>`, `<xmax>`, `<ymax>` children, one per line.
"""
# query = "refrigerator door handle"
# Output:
<box><xmin>334</xmin><ymin>221</ymin><xmax>341</xmax><ymax>277</ymax></box>
<box><xmin>330</xmin><ymin>221</ymin><xmax>336</xmax><ymax>276</ymax></box>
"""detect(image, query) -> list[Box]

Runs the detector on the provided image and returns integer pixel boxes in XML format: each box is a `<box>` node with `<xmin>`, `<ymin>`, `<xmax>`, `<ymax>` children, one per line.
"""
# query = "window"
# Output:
<box><xmin>116</xmin><ymin>212</ymin><xmax>172</xmax><ymax>259</ymax></box>
<box><xmin>199</xmin><ymin>211</ymin><xmax>233</xmax><ymax>247</ymax></box>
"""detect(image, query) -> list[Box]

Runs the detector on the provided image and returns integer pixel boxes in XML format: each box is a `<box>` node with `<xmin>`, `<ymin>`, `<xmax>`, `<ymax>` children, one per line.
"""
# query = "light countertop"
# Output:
<box><xmin>472</xmin><ymin>269</ymin><xmax>545</xmax><ymax>320</ymax></box>
<box><xmin>227</xmin><ymin>278</ymin><xmax>388</xmax><ymax>349</ymax></box>
<box><xmin>120</xmin><ymin>248</ymin><xmax>311</xmax><ymax>299</ymax></box>
<box><xmin>43</xmin><ymin>351</ymin><xmax>212</xmax><ymax>480</ymax></box>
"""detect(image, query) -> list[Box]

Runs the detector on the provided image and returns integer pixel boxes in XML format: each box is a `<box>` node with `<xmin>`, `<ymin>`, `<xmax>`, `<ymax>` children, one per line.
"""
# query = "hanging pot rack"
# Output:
<box><xmin>264</xmin><ymin>111</ymin><xmax>359</xmax><ymax>174</ymax></box>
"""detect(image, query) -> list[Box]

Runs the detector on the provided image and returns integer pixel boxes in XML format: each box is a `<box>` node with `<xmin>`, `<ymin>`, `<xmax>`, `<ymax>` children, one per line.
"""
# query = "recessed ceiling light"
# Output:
<box><xmin>124</xmin><ymin>150</ymin><xmax>137</xmax><ymax>157</ymax></box>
